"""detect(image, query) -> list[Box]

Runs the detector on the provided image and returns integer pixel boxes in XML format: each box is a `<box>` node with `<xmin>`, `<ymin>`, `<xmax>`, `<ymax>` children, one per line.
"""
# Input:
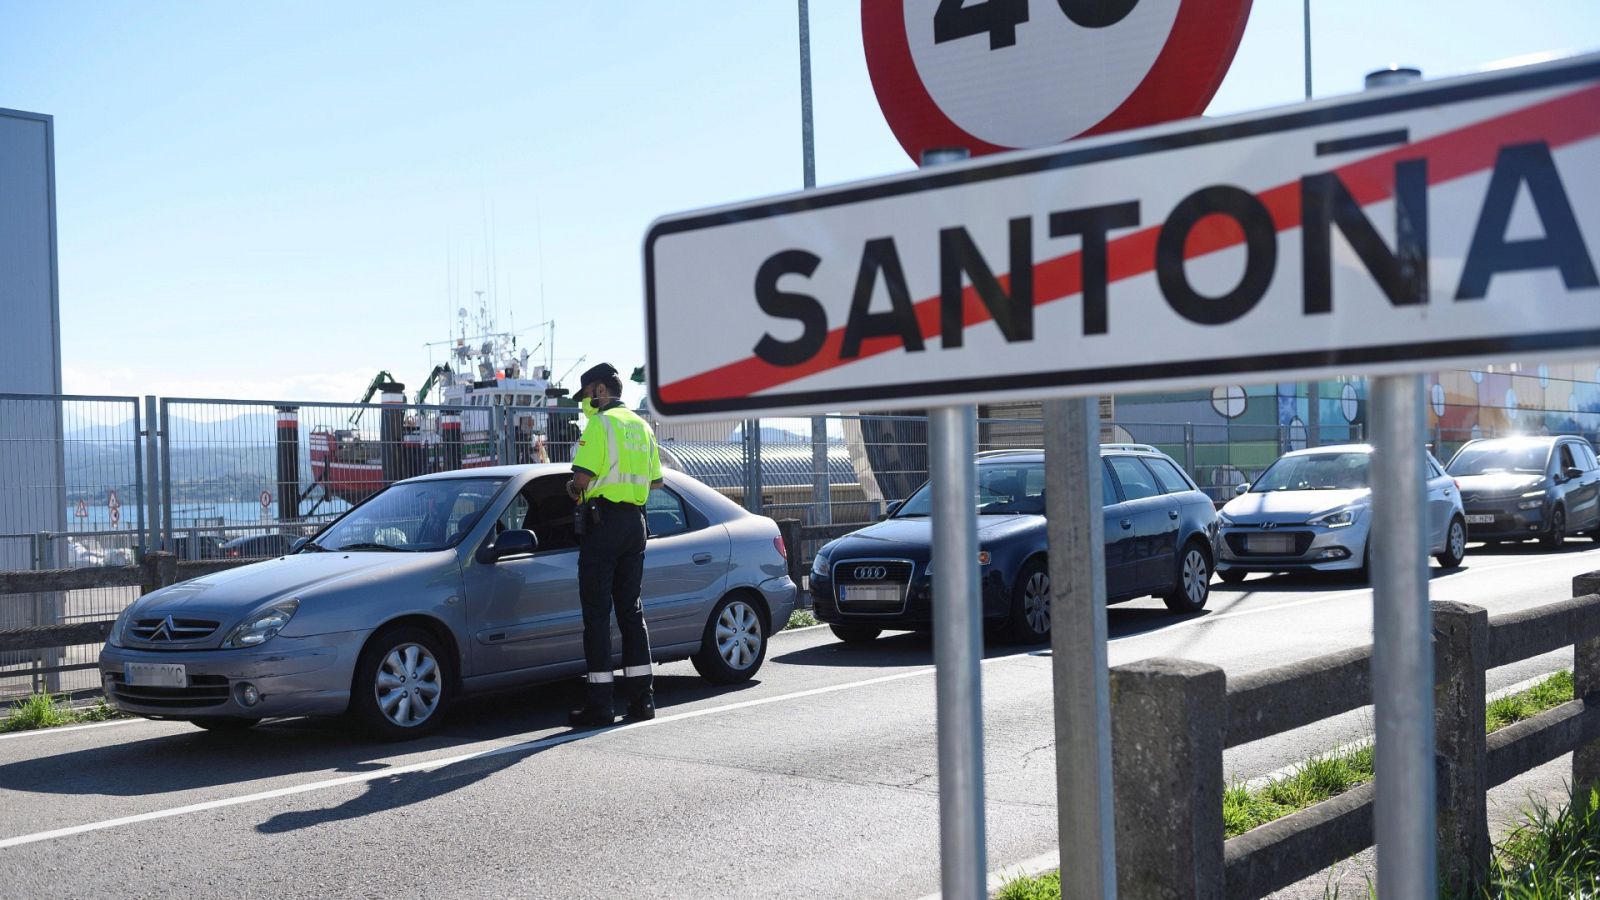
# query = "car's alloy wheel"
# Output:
<box><xmin>376</xmin><ymin>643</ymin><xmax>443</xmax><ymax>728</ymax></box>
<box><xmin>1004</xmin><ymin>560</ymin><xmax>1050</xmax><ymax>643</ymax></box>
<box><xmin>715</xmin><ymin>599</ymin><xmax>763</xmax><ymax>670</ymax></box>
<box><xmin>1542</xmin><ymin>507</ymin><xmax>1567</xmax><ymax>549</ymax></box>
<box><xmin>1435</xmin><ymin>517</ymin><xmax>1467</xmax><ymax>568</ymax></box>
<box><xmin>352</xmin><ymin>625</ymin><xmax>451</xmax><ymax>740</ymax></box>
<box><xmin>1162</xmin><ymin>542</ymin><xmax>1211</xmax><ymax>613</ymax></box>
<box><xmin>692</xmin><ymin>595</ymin><xmax>769</xmax><ymax>684</ymax></box>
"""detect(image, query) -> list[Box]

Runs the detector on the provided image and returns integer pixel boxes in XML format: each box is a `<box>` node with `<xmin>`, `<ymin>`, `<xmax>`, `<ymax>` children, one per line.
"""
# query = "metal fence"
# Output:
<box><xmin>0</xmin><ymin>390</ymin><xmax>1584</xmax><ymax>700</ymax></box>
<box><xmin>0</xmin><ymin>394</ymin><xmax>146</xmax><ymax>698</ymax></box>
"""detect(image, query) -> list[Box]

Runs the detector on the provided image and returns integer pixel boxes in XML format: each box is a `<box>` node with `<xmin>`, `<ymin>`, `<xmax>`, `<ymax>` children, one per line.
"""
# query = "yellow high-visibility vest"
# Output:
<box><xmin>573</xmin><ymin>404</ymin><xmax>662</xmax><ymax>506</ymax></box>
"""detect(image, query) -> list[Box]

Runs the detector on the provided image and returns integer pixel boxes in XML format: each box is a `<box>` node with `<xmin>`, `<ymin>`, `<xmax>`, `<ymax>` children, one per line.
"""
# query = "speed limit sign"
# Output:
<box><xmin>863</xmin><ymin>0</ymin><xmax>1252</xmax><ymax>159</ymax></box>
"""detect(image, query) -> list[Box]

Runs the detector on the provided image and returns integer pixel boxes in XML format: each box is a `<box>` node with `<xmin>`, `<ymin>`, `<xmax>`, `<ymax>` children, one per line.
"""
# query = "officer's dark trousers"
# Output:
<box><xmin>578</xmin><ymin>501</ymin><xmax>652</xmax><ymax>702</ymax></box>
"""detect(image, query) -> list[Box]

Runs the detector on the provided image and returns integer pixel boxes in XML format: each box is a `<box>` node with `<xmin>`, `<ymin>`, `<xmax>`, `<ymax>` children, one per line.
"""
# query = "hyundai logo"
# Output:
<box><xmin>853</xmin><ymin>565</ymin><xmax>889</xmax><ymax>581</ymax></box>
<box><xmin>1260</xmin><ymin>522</ymin><xmax>1277</xmax><ymax>530</ymax></box>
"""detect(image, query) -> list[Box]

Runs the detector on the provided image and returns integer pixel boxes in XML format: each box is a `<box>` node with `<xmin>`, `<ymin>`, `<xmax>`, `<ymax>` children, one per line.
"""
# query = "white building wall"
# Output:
<box><xmin>0</xmin><ymin>108</ymin><xmax>64</xmax><ymax>572</ymax></box>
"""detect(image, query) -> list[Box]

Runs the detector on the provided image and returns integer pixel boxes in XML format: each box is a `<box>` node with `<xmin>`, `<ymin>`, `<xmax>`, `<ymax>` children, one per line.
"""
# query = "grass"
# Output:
<box><xmin>996</xmin><ymin>668</ymin><xmax>1579</xmax><ymax>900</ymax></box>
<box><xmin>1482</xmin><ymin>787</ymin><xmax>1600</xmax><ymax>898</ymax></box>
<box><xmin>1486</xmin><ymin>671</ymin><xmax>1575</xmax><ymax>732</ymax></box>
<box><xmin>785</xmin><ymin>609</ymin><xmax>818</xmax><ymax>630</ymax></box>
<box><xmin>0</xmin><ymin>693</ymin><xmax>124</xmax><ymax>733</ymax></box>
<box><xmin>994</xmin><ymin>870</ymin><xmax>1059</xmax><ymax>900</ymax></box>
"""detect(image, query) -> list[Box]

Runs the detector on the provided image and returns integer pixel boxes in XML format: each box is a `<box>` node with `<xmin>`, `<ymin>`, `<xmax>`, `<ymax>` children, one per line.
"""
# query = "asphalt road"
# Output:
<box><xmin>1</xmin><ymin>540</ymin><xmax>1596</xmax><ymax>899</ymax></box>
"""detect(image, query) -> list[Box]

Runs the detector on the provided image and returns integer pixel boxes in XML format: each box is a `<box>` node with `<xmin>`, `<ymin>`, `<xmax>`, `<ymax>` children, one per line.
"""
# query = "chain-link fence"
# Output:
<box><xmin>0</xmin><ymin>394</ymin><xmax>145</xmax><ymax>698</ymax></box>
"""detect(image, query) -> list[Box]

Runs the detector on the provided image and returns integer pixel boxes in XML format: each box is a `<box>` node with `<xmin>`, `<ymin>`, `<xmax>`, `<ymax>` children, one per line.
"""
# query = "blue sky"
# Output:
<box><xmin>2</xmin><ymin>1</ymin><xmax>1596</xmax><ymax>405</ymax></box>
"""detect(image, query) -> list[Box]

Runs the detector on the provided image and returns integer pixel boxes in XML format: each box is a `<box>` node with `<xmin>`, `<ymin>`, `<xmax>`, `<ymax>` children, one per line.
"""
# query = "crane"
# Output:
<box><xmin>349</xmin><ymin>370</ymin><xmax>399</xmax><ymax>426</ymax></box>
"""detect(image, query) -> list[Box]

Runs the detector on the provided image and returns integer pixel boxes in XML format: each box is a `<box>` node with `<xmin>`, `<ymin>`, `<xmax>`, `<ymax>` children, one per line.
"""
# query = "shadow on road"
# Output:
<box><xmin>0</xmin><ymin>673</ymin><xmax>759</xmax><ymax>802</ymax></box>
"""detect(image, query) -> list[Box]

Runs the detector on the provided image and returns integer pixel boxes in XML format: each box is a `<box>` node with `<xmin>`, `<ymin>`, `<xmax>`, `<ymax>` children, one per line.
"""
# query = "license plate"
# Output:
<box><xmin>1246</xmin><ymin>534</ymin><xmax>1295</xmax><ymax>554</ymax></box>
<box><xmin>1465</xmin><ymin>514</ymin><xmax>1495</xmax><ymax>525</ymax></box>
<box><xmin>125</xmin><ymin>662</ymin><xmax>187</xmax><ymax>688</ymax></box>
<box><xmin>840</xmin><ymin>585</ymin><xmax>902</xmax><ymax>605</ymax></box>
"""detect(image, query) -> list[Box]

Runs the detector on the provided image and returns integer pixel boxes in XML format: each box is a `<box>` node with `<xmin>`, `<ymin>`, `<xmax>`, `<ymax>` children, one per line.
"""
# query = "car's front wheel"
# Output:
<box><xmin>692</xmin><ymin>594</ymin><xmax>768</xmax><ymax>684</ymax></box>
<box><xmin>1435</xmin><ymin>517</ymin><xmax>1467</xmax><ymax>568</ymax></box>
<box><xmin>1004</xmin><ymin>559</ymin><xmax>1051</xmax><ymax>643</ymax></box>
<box><xmin>1217</xmin><ymin>568</ymin><xmax>1248</xmax><ymax>584</ymax></box>
<box><xmin>1542</xmin><ymin>507</ymin><xmax>1567</xmax><ymax>549</ymax></box>
<box><xmin>1162</xmin><ymin>541</ymin><xmax>1212</xmax><ymax>613</ymax></box>
<box><xmin>351</xmin><ymin>625</ymin><xmax>451</xmax><ymax>740</ymax></box>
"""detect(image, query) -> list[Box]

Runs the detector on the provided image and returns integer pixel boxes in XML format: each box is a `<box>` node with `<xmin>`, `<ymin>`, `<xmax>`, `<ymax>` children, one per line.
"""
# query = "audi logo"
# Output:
<box><xmin>853</xmin><ymin>566</ymin><xmax>889</xmax><ymax>581</ymax></box>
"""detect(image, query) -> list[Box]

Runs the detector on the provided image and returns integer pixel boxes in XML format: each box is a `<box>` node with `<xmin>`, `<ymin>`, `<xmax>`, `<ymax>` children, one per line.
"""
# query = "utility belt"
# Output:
<box><xmin>573</xmin><ymin>495</ymin><xmax>644</xmax><ymax>537</ymax></box>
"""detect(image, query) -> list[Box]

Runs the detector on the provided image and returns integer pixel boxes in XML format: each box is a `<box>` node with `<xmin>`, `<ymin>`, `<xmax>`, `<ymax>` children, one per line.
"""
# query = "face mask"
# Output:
<box><xmin>580</xmin><ymin>397</ymin><xmax>597</xmax><ymax>417</ymax></box>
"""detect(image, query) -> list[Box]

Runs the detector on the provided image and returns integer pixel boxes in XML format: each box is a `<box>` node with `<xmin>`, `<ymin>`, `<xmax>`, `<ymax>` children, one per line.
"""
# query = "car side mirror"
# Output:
<box><xmin>1234</xmin><ymin>483</ymin><xmax>1251</xmax><ymax>497</ymax></box>
<box><xmin>880</xmin><ymin>499</ymin><xmax>903</xmax><ymax>521</ymax></box>
<box><xmin>1564</xmin><ymin>466</ymin><xmax>1584</xmax><ymax>481</ymax></box>
<box><xmin>477</xmin><ymin>529</ymin><xmax>539</xmax><ymax>564</ymax></box>
<box><xmin>290</xmin><ymin>536</ymin><xmax>309</xmax><ymax>554</ymax></box>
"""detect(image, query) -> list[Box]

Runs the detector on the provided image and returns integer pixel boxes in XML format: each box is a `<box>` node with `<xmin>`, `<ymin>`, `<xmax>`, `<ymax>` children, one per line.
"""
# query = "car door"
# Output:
<box><xmin>1561</xmin><ymin>440</ymin><xmax>1600</xmax><ymax>531</ymax></box>
<box><xmin>1099</xmin><ymin>463</ymin><xmax>1138</xmax><ymax>599</ymax></box>
<box><xmin>1104</xmin><ymin>456</ymin><xmax>1174</xmax><ymax>593</ymax></box>
<box><xmin>1424</xmin><ymin>455</ymin><xmax>1455</xmax><ymax>551</ymax></box>
<box><xmin>461</xmin><ymin>478</ymin><xmax>584</xmax><ymax>677</ymax></box>
<box><xmin>635</xmin><ymin>486</ymin><xmax>730</xmax><ymax>651</ymax></box>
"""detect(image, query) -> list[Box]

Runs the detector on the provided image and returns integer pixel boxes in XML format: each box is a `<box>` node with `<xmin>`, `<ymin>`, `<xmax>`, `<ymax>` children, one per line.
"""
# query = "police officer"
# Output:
<box><xmin>566</xmin><ymin>362</ymin><xmax>663</xmax><ymax>727</ymax></box>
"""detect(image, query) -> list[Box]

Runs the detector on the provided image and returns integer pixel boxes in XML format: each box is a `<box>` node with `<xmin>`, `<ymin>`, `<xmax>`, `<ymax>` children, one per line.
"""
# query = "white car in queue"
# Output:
<box><xmin>1215</xmin><ymin>444</ymin><xmax>1468</xmax><ymax>583</ymax></box>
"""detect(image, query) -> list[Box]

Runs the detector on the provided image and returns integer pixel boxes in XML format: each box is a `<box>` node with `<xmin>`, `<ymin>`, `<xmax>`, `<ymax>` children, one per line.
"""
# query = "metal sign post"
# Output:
<box><xmin>1363</xmin><ymin>64</ymin><xmax>1437</xmax><ymax>900</ymax></box>
<box><xmin>1043</xmin><ymin>397</ymin><xmax>1116</xmax><ymax>897</ymax></box>
<box><xmin>921</xmin><ymin>145</ymin><xmax>988</xmax><ymax>900</ymax></box>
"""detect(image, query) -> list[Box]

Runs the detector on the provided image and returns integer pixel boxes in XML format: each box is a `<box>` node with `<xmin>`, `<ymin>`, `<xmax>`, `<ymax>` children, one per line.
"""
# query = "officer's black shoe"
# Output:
<box><xmin>568</xmin><ymin>705</ymin><xmax>615</xmax><ymax>728</ymax></box>
<box><xmin>626</xmin><ymin>694</ymin><xmax>655</xmax><ymax>722</ymax></box>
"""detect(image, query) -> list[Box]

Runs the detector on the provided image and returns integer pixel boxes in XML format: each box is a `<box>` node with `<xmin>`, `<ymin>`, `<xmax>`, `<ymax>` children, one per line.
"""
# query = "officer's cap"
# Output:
<box><xmin>578</xmin><ymin>362</ymin><xmax>619</xmax><ymax>390</ymax></box>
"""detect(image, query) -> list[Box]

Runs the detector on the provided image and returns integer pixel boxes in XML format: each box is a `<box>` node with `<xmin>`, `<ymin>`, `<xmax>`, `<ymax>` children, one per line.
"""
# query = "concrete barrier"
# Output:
<box><xmin>1113</xmin><ymin>576</ymin><xmax>1600</xmax><ymax>898</ymax></box>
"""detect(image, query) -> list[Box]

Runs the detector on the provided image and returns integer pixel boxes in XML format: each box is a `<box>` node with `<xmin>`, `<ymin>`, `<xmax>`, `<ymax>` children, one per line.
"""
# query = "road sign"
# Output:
<box><xmin>862</xmin><ymin>0</ymin><xmax>1252</xmax><ymax>159</ymax></box>
<box><xmin>260</xmin><ymin>490</ymin><xmax>273</xmax><ymax>510</ymax></box>
<box><xmin>107</xmin><ymin>489</ymin><xmax>121</xmax><ymax>527</ymax></box>
<box><xmin>646</xmin><ymin>54</ymin><xmax>1600</xmax><ymax>419</ymax></box>
<box><xmin>74</xmin><ymin>499</ymin><xmax>87</xmax><ymax>519</ymax></box>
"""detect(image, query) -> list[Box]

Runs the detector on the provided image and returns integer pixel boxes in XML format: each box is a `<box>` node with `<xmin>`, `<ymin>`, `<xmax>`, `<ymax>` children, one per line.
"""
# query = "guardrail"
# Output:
<box><xmin>0</xmin><ymin>552</ymin><xmax>258</xmax><ymax>671</ymax></box>
<box><xmin>1113</xmin><ymin>572</ymin><xmax>1600</xmax><ymax>898</ymax></box>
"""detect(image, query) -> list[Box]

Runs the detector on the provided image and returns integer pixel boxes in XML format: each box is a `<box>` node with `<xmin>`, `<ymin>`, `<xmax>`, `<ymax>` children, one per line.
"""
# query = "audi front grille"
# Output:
<box><xmin>831</xmin><ymin>559</ymin><xmax>914</xmax><ymax>615</ymax></box>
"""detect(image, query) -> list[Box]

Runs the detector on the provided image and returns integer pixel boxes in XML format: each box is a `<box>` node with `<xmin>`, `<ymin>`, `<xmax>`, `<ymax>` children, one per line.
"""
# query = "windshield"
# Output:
<box><xmin>1447</xmin><ymin>441</ymin><xmax>1550</xmax><ymax>476</ymax></box>
<box><xmin>310</xmin><ymin>478</ymin><xmax>508</xmax><ymax>552</ymax></box>
<box><xmin>894</xmin><ymin>461</ymin><xmax>1045</xmax><ymax>517</ymax></box>
<box><xmin>1252</xmin><ymin>452</ymin><xmax>1370</xmax><ymax>492</ymax></box>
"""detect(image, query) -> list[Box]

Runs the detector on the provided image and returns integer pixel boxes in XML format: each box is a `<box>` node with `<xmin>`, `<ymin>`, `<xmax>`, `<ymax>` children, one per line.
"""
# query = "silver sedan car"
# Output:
<box><xmin>100</xmin><ymin>465</ymin><xmax>796</xmax><ymax>739</ymax></box>
<box><xmin>1215</xmin><ymin>444</ymin><xmax>1468</xmax><ymax>582</ymax></box>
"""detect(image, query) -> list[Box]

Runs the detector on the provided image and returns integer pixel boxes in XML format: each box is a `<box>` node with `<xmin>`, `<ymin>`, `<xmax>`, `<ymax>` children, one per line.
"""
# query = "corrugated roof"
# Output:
<box><xmin>659</xmin><ymin>441</ymin><xmax>857</xmax><ymax>488</ymax></box>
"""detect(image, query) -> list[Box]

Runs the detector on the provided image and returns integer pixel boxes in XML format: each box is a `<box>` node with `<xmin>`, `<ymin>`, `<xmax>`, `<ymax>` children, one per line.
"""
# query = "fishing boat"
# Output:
<box><xmin>308</xmin><ymin>305</ymin><xmax>578</xmax><ymax>505</ymax></box>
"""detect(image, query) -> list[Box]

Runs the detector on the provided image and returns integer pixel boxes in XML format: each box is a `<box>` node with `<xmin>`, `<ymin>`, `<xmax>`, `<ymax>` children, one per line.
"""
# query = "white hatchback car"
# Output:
<box><xmin>1215</xmin><ymin>444</ymin><xmax>1467</xmax><ymax>582</ymax></box>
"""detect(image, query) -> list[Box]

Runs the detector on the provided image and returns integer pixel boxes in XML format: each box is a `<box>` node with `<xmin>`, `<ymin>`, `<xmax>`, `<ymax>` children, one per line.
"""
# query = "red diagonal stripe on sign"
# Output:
<box><xmin>659</xmin><ymin>83</ymin><xmax>1600</xmax><ymax>406</ymax></box>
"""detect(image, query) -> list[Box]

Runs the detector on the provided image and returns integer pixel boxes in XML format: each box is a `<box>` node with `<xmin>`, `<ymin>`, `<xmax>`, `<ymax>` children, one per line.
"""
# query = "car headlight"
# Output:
<box><xmin>1308</xmin><ymin>507</ymin><xmax>1358</xmax><ymax>528</ymax></box>
<box><xmin>1218</xmin><ymin>513</ymin><xmax>1235</xmax><ymax>527</ymax></box>
<box><xmin>1518</xmin><ymin>491</ymin><xmax>1546</xmax><ymax>509</ymax></box>
<box><xmin>811</xmin><ymin>550</ymin><xmax>831</xmax><ymax>577</ymax></box>
<box><xmin>107</xmin><ymin>605</ymin><xmax>135</xmax><ymax>649</ymax></box>
<box><xmin>221</xmin><ymin>598</ymin><xmax>300</xmax><ymax>649</ymax></box>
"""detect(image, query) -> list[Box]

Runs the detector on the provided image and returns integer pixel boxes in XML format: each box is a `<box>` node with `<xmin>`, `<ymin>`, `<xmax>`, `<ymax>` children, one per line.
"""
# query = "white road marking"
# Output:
<box><xmin>0</xmin><ymin>647</ymin><xmax>1038</xmax><ymax>851</ymax></box>
<box><xmin>0</xmin><ymin>718</ymin><xmax>148</xmax><ymax>742</ymax></box>
<box><xmin>912</xmin><ymin>848</ymin><xmax>1062</xmax><ymax>900</ymax></box>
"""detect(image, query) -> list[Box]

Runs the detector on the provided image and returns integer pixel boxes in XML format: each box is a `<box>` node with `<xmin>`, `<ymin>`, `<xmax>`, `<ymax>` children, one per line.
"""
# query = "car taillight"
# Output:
<box><xmin>227</xmin><ymin>549</ymin><xmax>240</xmax><ymax>558</ymax></box>
<box><xmin>773</xmin><ymin>536</ymin><xmax>788</xmax><ymax>560</ymax></box>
